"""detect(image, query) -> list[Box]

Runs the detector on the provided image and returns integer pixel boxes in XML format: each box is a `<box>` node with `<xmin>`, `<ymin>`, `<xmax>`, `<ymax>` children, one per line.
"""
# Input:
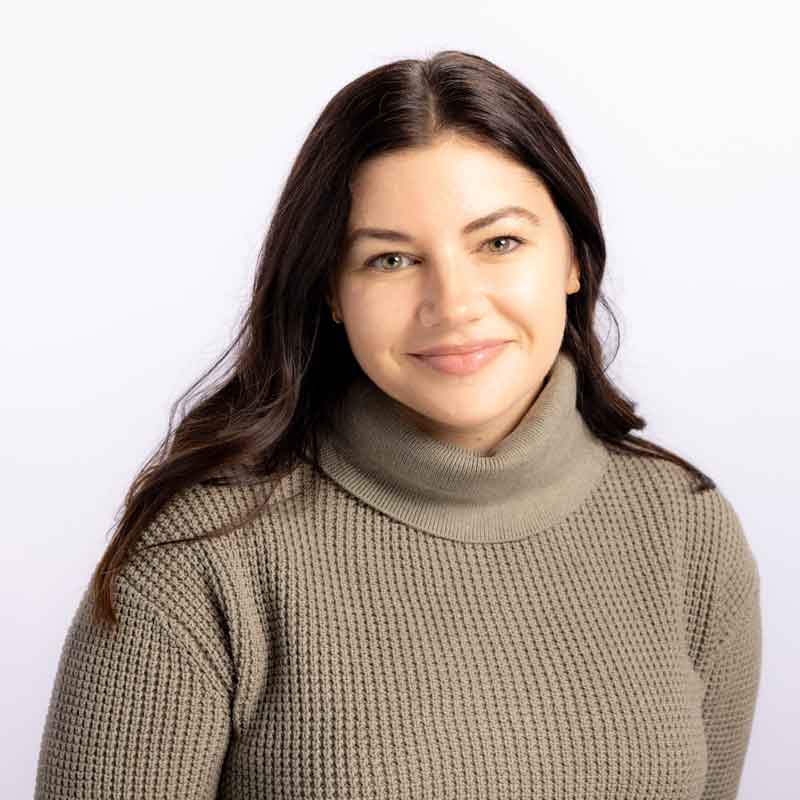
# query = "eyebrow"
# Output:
<box><xmin>344</xmin><ymin>205</ymin><xmax>542</xmax><ymax>250</ymax></box>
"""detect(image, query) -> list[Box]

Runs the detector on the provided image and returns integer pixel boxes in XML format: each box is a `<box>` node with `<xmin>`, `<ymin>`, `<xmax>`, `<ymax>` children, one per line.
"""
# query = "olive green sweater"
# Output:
<box><xmin>35</xmin><ymin>351</ymin><xmax>761</xmax><ymax>799</ymax></box>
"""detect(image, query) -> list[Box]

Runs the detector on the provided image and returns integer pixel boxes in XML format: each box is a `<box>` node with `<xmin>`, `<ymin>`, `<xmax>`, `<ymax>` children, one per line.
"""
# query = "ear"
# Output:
<box><xmin>567</xmin><ymin>257</ymin><xmax>581</xmax><ymax>294</ymax></box>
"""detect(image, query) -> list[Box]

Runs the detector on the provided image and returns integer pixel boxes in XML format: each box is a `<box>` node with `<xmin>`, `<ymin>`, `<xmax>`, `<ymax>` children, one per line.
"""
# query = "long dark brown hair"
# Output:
<box><xmin>89</xmin><ymin>49</ymin><xmax>715</xmax><ymax>628</ymax></box>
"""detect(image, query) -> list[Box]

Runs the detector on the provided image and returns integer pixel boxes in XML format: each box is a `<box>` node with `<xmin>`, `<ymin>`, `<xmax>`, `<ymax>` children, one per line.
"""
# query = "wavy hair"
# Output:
<box><xmin>89</xmin><ymin>49</ymin><xmax>715</xmax><ymax>627</ymax></box>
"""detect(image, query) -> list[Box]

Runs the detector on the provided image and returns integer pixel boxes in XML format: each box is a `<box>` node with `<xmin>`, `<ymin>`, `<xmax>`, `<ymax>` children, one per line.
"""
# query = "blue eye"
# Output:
<box><xmin>365</xmin><ymin>235</ymin><xmax>525</xmax><ymax>273</ymax></box>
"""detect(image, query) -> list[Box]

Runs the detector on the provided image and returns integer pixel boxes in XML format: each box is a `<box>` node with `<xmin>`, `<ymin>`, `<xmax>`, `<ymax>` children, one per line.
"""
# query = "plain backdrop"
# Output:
<box><xmin>2</xmin><ymin>1</ymin><xmax>797</xmax><ymax>796</ymax></box>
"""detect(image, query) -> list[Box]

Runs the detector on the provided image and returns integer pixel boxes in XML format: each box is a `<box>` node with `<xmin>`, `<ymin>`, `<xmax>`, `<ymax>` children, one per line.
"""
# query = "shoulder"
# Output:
<box><xmin>642</xmin><ymin>452</ymin><xmax>755</xmax><ymax>590</ymax></box>
<box><xmin>121</xmin><ymin>461</ymin><xmax>311</xmax><ymax>608</ymax></box>
<box><xmin>608</xmin><ymin>445</ymin><xmax>756</xmax><ymax>573</ymax></box>
<box><xmin>605</xmin><ymin>445</ymin><xmax>753</xmax><ymax>552</ymax></box>
<box><xmin>128</xmin><ymin>465</ymin><xmax>308</xmax><ymax>558</ymax></box>
<box><xmin>115</xmin><ymin>475</ymin><xmax>293</xmax><ymax>692</ymax></box>
<box><xmin>605</xmin><ymin>445</ymin><xmax>759</xmax><ymax>666</ymax></box>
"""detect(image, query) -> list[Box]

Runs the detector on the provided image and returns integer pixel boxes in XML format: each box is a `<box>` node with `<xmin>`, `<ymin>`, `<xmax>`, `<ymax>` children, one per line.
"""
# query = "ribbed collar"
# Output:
<box><xmin>316</xmin><ymin>350</ymin><xmax>610</xmax><ymax>544</ymax></box>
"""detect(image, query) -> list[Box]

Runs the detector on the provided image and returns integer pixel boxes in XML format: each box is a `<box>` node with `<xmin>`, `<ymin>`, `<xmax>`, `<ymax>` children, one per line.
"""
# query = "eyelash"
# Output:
<box><xmin>363</xmin><ymin>234</ymin><xmax>527</xmax><ymax>273</ymax></box>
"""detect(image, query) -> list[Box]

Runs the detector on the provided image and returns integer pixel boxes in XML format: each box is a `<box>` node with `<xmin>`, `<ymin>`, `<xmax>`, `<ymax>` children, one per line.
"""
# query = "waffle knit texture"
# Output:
<box><xmin>35</xmin><ymin>351</ymin><xmax>761</xmax><ymax>799</ymax></box>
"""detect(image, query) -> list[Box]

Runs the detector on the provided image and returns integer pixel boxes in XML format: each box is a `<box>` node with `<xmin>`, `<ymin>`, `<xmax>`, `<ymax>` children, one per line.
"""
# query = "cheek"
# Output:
<box><xmin>341</xmin><ymin>284</ymin><xmax>406</xmax><ymax>354</ymax></box>
<box><xmin>501</xmin><ymin>263</ymin><xmax>565</xmax><ymax>313</ymax></box>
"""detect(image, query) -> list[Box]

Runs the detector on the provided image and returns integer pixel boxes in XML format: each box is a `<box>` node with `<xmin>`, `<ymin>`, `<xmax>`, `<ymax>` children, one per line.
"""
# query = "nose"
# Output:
<box><xmin>418</xmin><ymin>256</ymin><xmax>486</xmax><ymax>328</ymax></box>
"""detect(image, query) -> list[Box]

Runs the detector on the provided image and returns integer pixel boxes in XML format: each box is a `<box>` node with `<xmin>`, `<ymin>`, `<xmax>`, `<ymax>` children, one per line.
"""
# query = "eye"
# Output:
<box><xmin>365</xmin><ymin>252</ymin><xmax>417</xmax><ymax>273</ymax></box>
<box><xmin>483</xmin><ymin>235</ymin><xmax>525</xmax><ymax>254</ymax></box>
<box><xmin>364</xmin><ymin>234</ymin><xmax>526</xmax><ymax>273</ymax></box>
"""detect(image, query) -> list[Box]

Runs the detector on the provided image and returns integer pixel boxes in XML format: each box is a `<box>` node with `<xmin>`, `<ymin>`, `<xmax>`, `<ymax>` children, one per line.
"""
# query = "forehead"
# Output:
<box><xmin>350</xmin><ymin>138</ymin><xmax>544</xmax><ymax>196</ymax></box>
<box><xmin>346</xmin><ymin>142</ymin><xmax>551</xmax><ymax>241</ymax></box>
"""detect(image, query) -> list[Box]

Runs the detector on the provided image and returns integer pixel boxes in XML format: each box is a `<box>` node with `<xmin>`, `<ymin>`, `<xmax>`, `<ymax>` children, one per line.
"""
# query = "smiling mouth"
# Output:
<box><xmin>410</xmin><ymin>341</ymin><xmax>509</xmax><ymax>376</ymax></box>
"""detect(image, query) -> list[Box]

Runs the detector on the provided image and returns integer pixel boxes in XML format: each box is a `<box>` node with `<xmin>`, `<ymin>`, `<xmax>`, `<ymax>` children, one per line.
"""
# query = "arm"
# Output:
<box><xmin>699</xmin><ymin>574</ymin><xmax>762</xmax><ymax>800</ymax></box>
<box><xmin>34</xmin><ymin>575</ymin><xmax>232</xmax><ymax>799</ymax></box>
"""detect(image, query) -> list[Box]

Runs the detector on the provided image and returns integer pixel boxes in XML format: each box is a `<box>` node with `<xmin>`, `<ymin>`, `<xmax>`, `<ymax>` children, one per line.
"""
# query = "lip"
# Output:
<box><xmin>410</xmin><ymin>341</ymin><xmax>510</xmax><ymax>376</ymax></box>
<box><xmin>410</xmin><ymin>338</ymin><xmax>511</xmax><ymax>356</ymax></box>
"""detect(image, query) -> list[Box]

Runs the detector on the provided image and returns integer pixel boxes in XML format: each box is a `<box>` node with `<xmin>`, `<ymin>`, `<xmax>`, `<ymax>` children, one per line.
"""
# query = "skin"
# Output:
<box><xmin>327</xmin><ymin>133</ymin><xmax>581</xmax><ymax>456</ymax></box>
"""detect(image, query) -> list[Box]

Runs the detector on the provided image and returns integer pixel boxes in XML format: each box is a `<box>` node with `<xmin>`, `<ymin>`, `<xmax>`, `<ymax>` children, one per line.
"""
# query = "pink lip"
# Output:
<box><xmin>412</xmin><ymin>338</ymin><xmax>509</xmax><ymax>356</ymax></box>
<box><xmin>411</xmin><ymin>341</ymin><xmax>509</xmax><ymax>376</ymax></box>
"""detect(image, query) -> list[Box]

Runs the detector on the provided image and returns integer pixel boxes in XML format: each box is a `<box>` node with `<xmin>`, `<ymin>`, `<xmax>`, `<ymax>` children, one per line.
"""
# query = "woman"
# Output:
<box><xmin>35</xmin><ymin>50</ymin><xmax>761</xmax><ymax>799</ymax></box>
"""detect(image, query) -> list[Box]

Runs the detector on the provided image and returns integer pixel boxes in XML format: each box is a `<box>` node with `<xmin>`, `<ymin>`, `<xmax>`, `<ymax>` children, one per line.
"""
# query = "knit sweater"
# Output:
<box><xmin>35</xmin><ymin>351</ymin><xmax>761</xmax><ymax>799</ymax></box>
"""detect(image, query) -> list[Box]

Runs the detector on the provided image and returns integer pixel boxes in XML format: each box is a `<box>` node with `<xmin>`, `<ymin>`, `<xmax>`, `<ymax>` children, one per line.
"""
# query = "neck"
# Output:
<box><xmin>316</xmin><ymin>350</ymin><xmax>610</xmax><ymax>544</ymax></box>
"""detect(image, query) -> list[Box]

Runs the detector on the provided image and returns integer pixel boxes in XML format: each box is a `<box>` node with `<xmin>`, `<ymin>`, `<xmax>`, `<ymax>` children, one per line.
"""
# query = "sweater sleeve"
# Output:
<box><xmin>699</xmin><ymin>572</ymin><xmax>762</xmax><ymax>800</ymax></box>
<box><xmin>34</xmin><ymin>574</ymin><xmax>232</xmax><ymax>799</ymax></box>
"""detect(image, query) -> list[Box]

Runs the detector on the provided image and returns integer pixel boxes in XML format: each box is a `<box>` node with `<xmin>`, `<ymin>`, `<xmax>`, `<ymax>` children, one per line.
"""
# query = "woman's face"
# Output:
<box><xmin>329</xmin><ymin>134</ymin><xmax>581</xmax><ymax>454</ymax></box>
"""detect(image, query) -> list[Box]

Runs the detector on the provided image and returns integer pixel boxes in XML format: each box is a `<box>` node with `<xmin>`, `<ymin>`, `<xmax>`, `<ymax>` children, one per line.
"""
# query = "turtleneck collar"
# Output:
<box><xmin>315</xmin><ymin>350</ymin><xmax>610</xmax><ymax>544</ymax></box>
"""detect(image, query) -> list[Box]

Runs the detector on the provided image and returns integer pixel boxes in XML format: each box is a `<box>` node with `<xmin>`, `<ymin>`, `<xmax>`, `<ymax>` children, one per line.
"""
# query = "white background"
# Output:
<box><xmin>2</xmin><ymin>1</ymin><xmax>797</xmax><ymax>796</ymax></box>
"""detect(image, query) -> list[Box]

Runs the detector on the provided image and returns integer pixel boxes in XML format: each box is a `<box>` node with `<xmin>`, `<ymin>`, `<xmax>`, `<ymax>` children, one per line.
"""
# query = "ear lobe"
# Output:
<box><xmin>569</xmin><ymin>259</ymin><xmax>581</xmax><ymax>292</ymax></box>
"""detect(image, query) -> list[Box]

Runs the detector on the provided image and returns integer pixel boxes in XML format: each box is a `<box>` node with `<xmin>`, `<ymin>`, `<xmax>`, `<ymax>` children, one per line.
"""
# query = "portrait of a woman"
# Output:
<box><xmin>34</xmin><ymin>50</ymin><xmax>761</xmax><ymax>799</ymax></box>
